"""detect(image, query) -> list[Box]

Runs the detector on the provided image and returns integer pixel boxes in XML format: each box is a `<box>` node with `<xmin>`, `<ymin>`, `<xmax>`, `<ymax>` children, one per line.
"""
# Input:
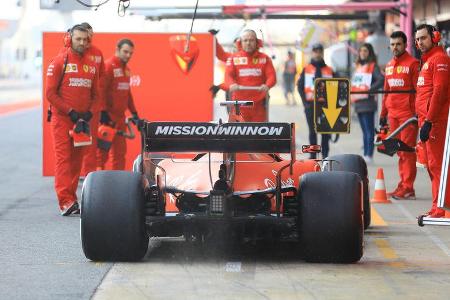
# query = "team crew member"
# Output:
<box><xmin>380</xmin><ymin>31</ymin><xmax>419</xmax><ymax>200</ymax></box>
<box><xmin>46</xmin><ymin>25</ymin><xmax>99</xmax><ymax>216</ymax></box>
<box><xmin>351</xmin><ymin>43</ymin><xmax>385</xmax><ymax>164</ymax></box>
<box><xmin>79</xmin><ymin>22</ymin><xmax>106</xmax><ymax>176</ymax></box>
<box><xmin>297</xmin><ymin>43</ymin><xmax>335</xmax><ymax>158</ymax></box>
<box><xmin>223</xmin><ymin>29</ymin><xmax>276</xmax><ymax>122</ymax></box>
<box><xmin>97</xmin><ymin>38</ymin><xmax>139</xmax><ymax>170</ymax></box>
<box><xmin>209</xmin><ymin>29</ymin><xmax>233</xmax><ymax>98</ymax></box>
<box><xmin>415</xmin><ymin>24</ymin><xmax>450</xmax><ymax>218</ymax></box>
<box><xmin>283</xmin><ymin>50</ymin><xmax>297</xmax><ymax>106</ymax></box>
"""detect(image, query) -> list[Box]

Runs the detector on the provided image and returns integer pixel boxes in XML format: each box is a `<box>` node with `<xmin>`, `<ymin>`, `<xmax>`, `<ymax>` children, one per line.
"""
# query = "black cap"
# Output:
<box><xmin>312</xmin><ymin>43</ymin><xmax>324</xmax><ymax>51</ymax></box>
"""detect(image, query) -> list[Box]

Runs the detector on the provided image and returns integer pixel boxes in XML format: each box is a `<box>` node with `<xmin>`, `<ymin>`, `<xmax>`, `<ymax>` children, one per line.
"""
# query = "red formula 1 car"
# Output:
<box><xmin>81</xmin><ymin>100</ymin><xmax>370</xmax><ymax>263</ymax></box>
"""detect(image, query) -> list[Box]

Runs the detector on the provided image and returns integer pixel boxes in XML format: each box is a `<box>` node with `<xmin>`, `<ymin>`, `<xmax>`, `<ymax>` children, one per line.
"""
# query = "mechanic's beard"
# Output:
<box><xmin>394</xmin><ymin>50</ymin><xmax>404</xmax><ymax>57</ymax></box>
<box><xmin>73</xmin><ymin>46</ymin><xmax>85</xmax><ymax>55</ymax></box>
<box><xmin>244</xmin><ymin>47</ymin><xmax>256</xmax><ymax>54</ymax></box>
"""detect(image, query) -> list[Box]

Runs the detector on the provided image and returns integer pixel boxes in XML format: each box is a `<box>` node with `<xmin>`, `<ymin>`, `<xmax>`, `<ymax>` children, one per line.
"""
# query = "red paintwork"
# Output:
<box><xmin>156</xmin><ymin>153</ymin><xmax>320</xmax><ymax>212</ymax></box>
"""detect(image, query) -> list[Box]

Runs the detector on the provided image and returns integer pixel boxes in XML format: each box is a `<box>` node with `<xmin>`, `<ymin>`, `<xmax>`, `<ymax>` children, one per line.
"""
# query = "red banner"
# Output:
<box><xmin>42</xmin><ymin>32</ymin><xmax>214</xmax><ymax>176</ymax></box>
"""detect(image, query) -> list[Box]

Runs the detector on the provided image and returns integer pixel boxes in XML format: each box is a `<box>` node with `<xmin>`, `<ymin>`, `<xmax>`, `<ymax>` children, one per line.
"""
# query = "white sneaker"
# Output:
<box><xmin>363</xmin><ymin>156</ymin><xmax>373</xmax><ymax>164</ymax></box>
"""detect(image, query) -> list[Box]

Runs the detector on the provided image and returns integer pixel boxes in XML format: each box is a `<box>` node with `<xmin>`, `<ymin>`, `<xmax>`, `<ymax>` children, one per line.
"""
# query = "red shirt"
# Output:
<box><xmin>381</xmin><ymin>51</ymin><xmax>419</xmax><ymax>119</ymax></box>
<box><xmin>104</xmin><ymin>56</ymin><xmax>137</xmax><ymax>119</ymax></box>
<box><xmin>223</xmin><ymin>50</ymin><xmax>276</xmax><ymax>102</ymax></box>
<box><xmin>85</xmin><ymin>45</ymin><xmax>106</xmax><ymax>112</ymax></box>
<box><xmin>46</xmin><ymin>48</ymin><xmax>99</xmax><ymax>115</ymax></box>
<box><xmin>416</xmin><ymin>46</ymin><xmax>450</xmax><ymax>122</ymax></box>
<box><xmin>215</xmin><ymin>39</ymin><xmax>233</xmax><ymax>63</ymax></box>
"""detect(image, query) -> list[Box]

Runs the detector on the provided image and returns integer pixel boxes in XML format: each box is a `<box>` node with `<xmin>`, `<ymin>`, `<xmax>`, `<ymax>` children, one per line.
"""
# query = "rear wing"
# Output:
<box><xmin>143</xmin><ymin>121</ymin><xmax>295</xmax><ymax>154</ymax></box>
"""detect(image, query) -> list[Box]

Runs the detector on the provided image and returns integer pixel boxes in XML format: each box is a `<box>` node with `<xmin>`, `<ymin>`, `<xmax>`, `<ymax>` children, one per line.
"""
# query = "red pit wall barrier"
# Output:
<box><xmin>42</xmin><ymin>33</ymin><xmax>213</xmax><ymax>176</ymax></box>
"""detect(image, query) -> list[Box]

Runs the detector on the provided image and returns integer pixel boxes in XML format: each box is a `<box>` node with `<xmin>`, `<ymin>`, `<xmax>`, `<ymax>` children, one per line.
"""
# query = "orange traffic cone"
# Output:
<box><xmin>371</xmin><ymin>168</ymin><xmax>391</xmax><ymax>203</ymax></box>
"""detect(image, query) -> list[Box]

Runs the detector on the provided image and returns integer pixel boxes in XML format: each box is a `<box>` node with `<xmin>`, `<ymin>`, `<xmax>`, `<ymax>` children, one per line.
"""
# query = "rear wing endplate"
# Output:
<box><xmin>144</xmin><ymin>122</ymin><xmax>295</xmax><ymax>154</ymax></box>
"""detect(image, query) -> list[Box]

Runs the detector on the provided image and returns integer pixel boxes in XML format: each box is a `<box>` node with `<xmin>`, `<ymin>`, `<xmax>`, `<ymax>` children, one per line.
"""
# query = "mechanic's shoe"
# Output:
<box><xmin>387</xmin><ymin>187</ymin><xmax>401</xmax><ymax>197</ymax></box>
<box><xmin>61</xmin><ymin>202</ymin><xmax>79</xmax><ymax>216</ymax></box>
<box><xmin>421</xmin><ymin>209</ymin><xmax>435</xmax><ymax>217</ymax></box>
<box><xmin>427</xmin><ymin>209</ymin><xmax>445</xmax><ymax>218</ymax></box>
<box><xmin>391</xmin><ymin>188</ymin><xmax>416</xmax><ymax>200</ymax></box>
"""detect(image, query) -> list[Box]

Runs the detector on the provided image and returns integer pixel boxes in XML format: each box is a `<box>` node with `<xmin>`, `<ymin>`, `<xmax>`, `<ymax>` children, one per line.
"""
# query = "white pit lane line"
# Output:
<box><xmin>392</xmin><ymin>199</ymin><xmax>450</xmax><ymax>258</ymax></box>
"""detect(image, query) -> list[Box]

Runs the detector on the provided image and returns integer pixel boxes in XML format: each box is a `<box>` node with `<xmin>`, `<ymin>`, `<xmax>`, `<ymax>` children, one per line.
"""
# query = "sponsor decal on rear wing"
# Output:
<box><xmin>144</xmin><ymin>122</ymin><xmax>294</xmax><ymax>153</ymax></box>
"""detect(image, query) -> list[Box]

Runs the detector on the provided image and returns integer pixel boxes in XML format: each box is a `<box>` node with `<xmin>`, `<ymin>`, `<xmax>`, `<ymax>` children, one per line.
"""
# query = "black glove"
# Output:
<box><xmin>100</xmin><ymin>110</ymin><xmax>111</xmax><ymax>125</ymax></box>
<box><xmin>420</xmin><ymin>120</ymin><xmax>432</xmax><ymax>142</ymax></box>
<box><xmin>83</xmin><ymin>120</ymin><xmax>91</xmax><ymax>135</ymax></box>
<box><xmin>68</xmin><ymin>110</ymin><xmax>80</xmax><ymax>123</ymax></box>
<box><xmin>131</xmin><ymin>112</ymin><xmax>140</xmax><ymax>125</ymax></box>
<box><xmin>379</xmin><ymin>116</ymin><xmax>387</xmax><ymax>127</ymax></box>
<box><xmin>208</xmin><ymin>29</ymin><xmax>219</xmax><ymax>35</ymax></box>
<box><xmin>209</xmin><ymin>85</ymin><xmax>221</xmax><ymax>97</ymax></box>
<box><xmin>81</xmin><ymin>111</ymin><xmax>93</xmax><ymax>122</ymax></box>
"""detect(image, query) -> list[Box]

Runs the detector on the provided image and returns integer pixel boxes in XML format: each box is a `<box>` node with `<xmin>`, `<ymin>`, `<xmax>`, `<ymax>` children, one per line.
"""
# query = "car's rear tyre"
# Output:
<box><xmin>326</xmin><ymin>154</ymin><xmax>371</xmax><ymax>229</ymax></box>
<box><xmin>298</xmin><ymin>171</ymin><xmax>363</xmax><ymax>263</ymax></box>
<box><xmin>81</xmin><ymin>171</ymin><xmax>149</xmax><ymax>261</ymax></box>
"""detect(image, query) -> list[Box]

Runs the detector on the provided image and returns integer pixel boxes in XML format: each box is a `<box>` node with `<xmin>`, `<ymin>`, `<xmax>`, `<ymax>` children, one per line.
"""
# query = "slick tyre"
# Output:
<box><xmin>299</xmin><ymin>171</ymin><xmax>363</xmax><ymax>263</ymax></box>
<box><xmin>327</xmin><ymin>154</ymin><xmax>371</xmax><ymax>229</ymax></box>
<box><xmin>81</xmin><ymin>171</ymin><xmax>149</xmax><ymax>261</ymax></box>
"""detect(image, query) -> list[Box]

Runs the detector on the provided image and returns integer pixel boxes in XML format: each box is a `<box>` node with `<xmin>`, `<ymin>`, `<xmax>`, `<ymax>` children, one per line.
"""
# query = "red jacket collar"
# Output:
<box><xmin>112</xmin><ymin>55</ymin><xmax>125</xmax><ymax>67</ymax></box>
<box><xmin>421</xmin><ymin>46</ymin><xmax>445</xmax><ymax>62</ymax></box>
<box><xmin>394</xmin><ymin>51</ymin><xmax>409</xmax><ymax>62</ymax></box>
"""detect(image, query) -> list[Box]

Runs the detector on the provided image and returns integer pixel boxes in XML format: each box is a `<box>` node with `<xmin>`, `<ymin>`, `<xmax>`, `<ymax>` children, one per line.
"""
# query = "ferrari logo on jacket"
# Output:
<box><xmin>252</xmin><ymin>57</ymin><xmax>266</xmax><ymax>64</ymax></box>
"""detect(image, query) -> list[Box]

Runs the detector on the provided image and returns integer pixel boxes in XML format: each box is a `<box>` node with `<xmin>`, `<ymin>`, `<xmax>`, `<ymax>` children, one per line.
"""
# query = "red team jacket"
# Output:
<box><xmin>416</xmin><ymin>46</ymin><xmax>450</xmax><ymax>122</ymax></box>
<box><xmin>381</xmin><ymin>51</ymin><xmax>419</xmax><ymax>119</ymax></box>
<box><xmin>46</xmin><ymin>49</ymin><xmax>99</xmax><ymax>115</ymax></box>
<box><xmin>104</xmin><ymin>56</ymin><xmax>137</xmax><ymax>121</ymax></box>
<box><xmin>85</xmin><ymin>45</ymin><xmax>106</xmax><ymax>112</ymax></box>
<box><xmin>223</xmin><ymin>50</ymin><xmax>276</xmax><ymax>102</ymax></box>
<box><xmin>216</xmin><ymin>39</ymin><xmax>233</xmax><ymax>63</ymax></box>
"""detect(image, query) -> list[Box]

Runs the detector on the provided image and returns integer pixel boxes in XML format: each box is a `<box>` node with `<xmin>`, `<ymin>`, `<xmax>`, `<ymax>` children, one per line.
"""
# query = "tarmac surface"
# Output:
<box><xmin>1</xmin><ymin>83</ymin><xmax>450</xmax><ymax>299</ymax></box>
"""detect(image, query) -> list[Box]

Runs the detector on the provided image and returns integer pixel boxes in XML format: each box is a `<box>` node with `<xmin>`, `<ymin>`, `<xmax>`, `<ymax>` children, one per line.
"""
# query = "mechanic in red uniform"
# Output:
<box><xmin>223</xmin><ymin>29</ymin><xmax>276</xmax><ymax>122</ymax></box>
<box><xmin>75</xmin><ymin>23</ymin><xmax>107</xmax><ymax>176</ymax></box>
<box><xmin>46</xmin><ymin>24</ymin><xmax>99</xmax><ymax>216</ymax></box>
<box><xmin>415</xmin><ymin>24</ymin><xmax>450</xmax><ymax>218</ymax></box>
<box><xmin>208</xmin><ymin>29</ymin><xmax>234</xmax><ymax>97</ymax></box>
<box><xmin>97</xmin><ymin>38</ymin><xmax>139</xmax><ymax>170</ymax></box>
<box><xmin>379</xmin><ymin>31</ymin><xmax>419</xmax><ymax>200</ymax></box>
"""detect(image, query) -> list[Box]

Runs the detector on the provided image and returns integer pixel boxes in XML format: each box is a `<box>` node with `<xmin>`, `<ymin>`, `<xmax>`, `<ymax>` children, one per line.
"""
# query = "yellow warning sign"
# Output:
<box><xmin>314</xmin><ymin>78</ymin><xmax>350</xmax><ymax>134</ymax></box>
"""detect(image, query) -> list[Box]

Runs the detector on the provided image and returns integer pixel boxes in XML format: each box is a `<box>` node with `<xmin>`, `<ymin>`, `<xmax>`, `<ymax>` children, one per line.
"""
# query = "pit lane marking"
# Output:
<box><xmin>0</xmin><ymin>100</ymin><xmax>40</xmax><ymax>116</ymax></box>
<box><xmin>371</xmin><ymin>207</ymin><xmax>387</xmax><ymax>226</ymax></box>
<box><xmin>371</xmin><ymin>208</ymin><xmax>406</xmax><ymax>267</ymax></box>
<box><xmin>374</xmin><ymin>238</ymin><xmax>406</xmax><ymax>268</ymax></box>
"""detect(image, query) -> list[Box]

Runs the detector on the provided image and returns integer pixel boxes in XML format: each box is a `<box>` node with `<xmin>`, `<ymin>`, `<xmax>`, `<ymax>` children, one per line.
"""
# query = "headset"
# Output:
<box><xmin>63</xmin><ymin>24</ymin><xmax>91</xmax><ymax>48</ymax></box>
<box><xmin>63</xmin><ymin>29</ymin><xmax>72</xmax><ymax>48</ymax></box>
<box><xmin>431</xmin><ymin>26</ymin><xmax>441</xmax><ymax>43</ymax></box>
<box><xmin>415</xmin><ymin>24</ymin><xmax>441</xmax><ymax>48</ymax></box>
